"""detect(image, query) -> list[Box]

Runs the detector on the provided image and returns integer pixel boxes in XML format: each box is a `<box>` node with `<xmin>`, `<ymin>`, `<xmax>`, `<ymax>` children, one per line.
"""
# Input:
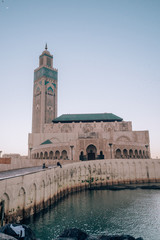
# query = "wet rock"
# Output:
<box><xmin>0</xmin><ymin>224</ymin><xmax>36</xmax><ymax>240</ymax></box>
<box><xmin>59</xmin><ymin>228</ymin><xmax>88</xmax><ymax>240</ymax></box>
<box><xmin>0</xmin><ymin>233</ymin><xmax>17</xmax><ymax>239</ymax></box>
<box><xmin>57</xmin><ymin>229</ymin><xmax>143</xmax><ymax>240</ymax></box>
<box><xmin>98</xmin><ymin>235</ymin><xmax>136</xmax><ymax>240</ymax></box>
<box><xmin>140</xmin><ymin>185</ymin><xmax>160</xmax><ymax>190</ymax></box>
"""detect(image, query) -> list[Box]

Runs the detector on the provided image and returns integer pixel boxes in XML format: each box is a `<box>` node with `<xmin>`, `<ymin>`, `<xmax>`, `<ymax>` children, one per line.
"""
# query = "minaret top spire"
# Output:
<box><xmin>45</xmin><ymin>43</ymin><xmax>48</xmax><ymax>50</ymax></box>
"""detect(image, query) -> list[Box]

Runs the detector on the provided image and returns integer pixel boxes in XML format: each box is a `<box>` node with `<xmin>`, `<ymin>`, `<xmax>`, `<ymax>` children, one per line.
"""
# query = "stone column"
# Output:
<box><xmin>70</xmin><ymin>146</ymin><xmax>74</xmax><ymax>161</ymax></box>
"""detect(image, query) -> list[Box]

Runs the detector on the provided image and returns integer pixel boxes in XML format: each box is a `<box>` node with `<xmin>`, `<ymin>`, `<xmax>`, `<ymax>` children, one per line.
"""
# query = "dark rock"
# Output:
<box><xmin>56</xmin><ymin>238</ymin><xmax>76</xmax><ymax>240</ymax></box>
<box><xmin>99</xmin><ymin>235</ymin><xmax>136</xmax><ymax>240</ymax></box>
<box><xmin>0</xmin><ymin>224</ymin><xmax>36</xmax><ymax>240</ymax></box>
<box><xmin>59</xmin><ymin>228</ymin><xmax>88</xmax><ymax>240</ymax></box>
<box><xmin>57</xmin><ymin>229</ymin><xmax>143</xmax><ymax>240</ymax></box>
<box><xmin>0</xmin><ymin>233</ymin><xmax>17</xmax><ymax>239</ymax></box>
<box><xmin>140</xmin><ymin>185</ymin><xmax>160</xmax><ymax>190</ymax></box>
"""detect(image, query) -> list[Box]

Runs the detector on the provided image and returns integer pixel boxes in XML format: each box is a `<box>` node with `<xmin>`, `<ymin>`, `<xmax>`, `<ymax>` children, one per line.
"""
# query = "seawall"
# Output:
<box><xmin>0</xmin><ymin>157</ymin><xmax>71</xmax><ymax>172</ymax></box>
<box><xmin>0</xmin><ymin>159</ymin><xmax>160</xmax><ymax>223</ymax></box>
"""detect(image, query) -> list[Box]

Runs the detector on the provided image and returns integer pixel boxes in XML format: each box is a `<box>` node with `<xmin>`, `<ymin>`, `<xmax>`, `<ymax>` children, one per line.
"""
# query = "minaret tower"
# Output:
<box><xmin>32</xmin><ymin>45</ymin><xmax>58</xmax><ymax>133</ymax></box>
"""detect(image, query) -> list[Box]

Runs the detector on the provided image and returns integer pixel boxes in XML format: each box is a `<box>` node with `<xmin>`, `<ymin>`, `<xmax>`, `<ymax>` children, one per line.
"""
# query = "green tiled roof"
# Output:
<box><xmin>40</xmin><ymin>139</ymin><xmax>52</xmax><ymax>145</ymax></box>
<box><xmin>53</xmin><ymin>113</ymin><xmax>123</xmax><ymax>123</ymax></box>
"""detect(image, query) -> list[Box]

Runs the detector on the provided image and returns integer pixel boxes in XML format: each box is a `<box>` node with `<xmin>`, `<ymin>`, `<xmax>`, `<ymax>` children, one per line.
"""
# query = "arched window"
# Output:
<box><xmin>139</xmin><ymin>150</ymin><xmax>142</xmax><ymax>158</ymax></box>
<box><xmin>115</xmin><ymin>149</ymin><xmax>121</xmax><ymax>158</ymax></box>
<box><xmin>55</xmin><ymin>150</ymin><xmax>60</xmax><ymax>160</ymax></box>
<box><xmin>37</xmin><ymin>153</ymin><xmax>39</xmax><ymax>159</ymax></box>
<box><xmin>135</xmin><ymin>150</ymin><xmax>138</xmax><ymax>158</ymax></box>
<box><xmin>79</xmin><ymin>151</ymin><xmax>84</xmax><ymax>161</ymax></box>
<box><xmin>40</xmin><ymin>152</ymin><xmax>43</xmax><ymax>159</ymax></box>
<box><xmin>62</xmin><ymin>150</ymin><xmax>67</xmax><ymax>160</ymax></box>
<box><xmin>47</xmin><ymin>86</ymin><xmax>54</xmax><ymax>95</ymax></box>
<box><xmin>123</xmin><ymin>149</ymin><xmax>128</xmax><ymax>158</ymax></box>
<box><xmin>44</xmin><ymin>151</ymin><xmax>48</xmax><ymax>159</ymax></box>
<box><xmin>129</xmin><ymin>149</ymin><xmax>133</xmax><ymax>158</ymax></box>
<box><xmin>99</xmin><ymin>151</ymin><xmax>104</xmax><ymax>159</ymax></box>
<box><xmin>49</xmin><ymin>151</ymin><xmax>53</xmax><ymax>159</ymax></box>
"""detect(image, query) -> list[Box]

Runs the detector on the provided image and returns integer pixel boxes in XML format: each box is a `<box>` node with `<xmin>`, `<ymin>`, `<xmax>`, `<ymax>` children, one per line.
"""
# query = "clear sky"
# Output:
<box><xmin>0</xmin><ymin>0</ymin><xmax>160</xmax><ymax>158</ymax></box>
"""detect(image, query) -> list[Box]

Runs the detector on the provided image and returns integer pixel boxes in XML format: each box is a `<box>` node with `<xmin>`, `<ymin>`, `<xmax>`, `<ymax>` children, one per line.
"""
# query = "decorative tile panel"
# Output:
<box><xmin>34</xmin><ymin>67</ymin><xmax>58</xmax><ymax>81</ymax></box>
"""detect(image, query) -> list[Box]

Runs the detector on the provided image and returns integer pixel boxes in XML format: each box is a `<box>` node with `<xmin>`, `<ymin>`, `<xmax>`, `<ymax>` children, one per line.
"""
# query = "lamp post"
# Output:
<box><xmin>70</xmin><ymin>145</ymin><xmax>74</xmax><ymax>161</ymax></box>
<box><xmin>145</xmin><ymin>145</ymin><xmax>149</xmax><ymax>158</ymax></box>
<box><xmin>29</xmin><ymin>147</ymin><xmax>33</xmax><ymax>159</ymax></box>
<box><xmin>109</xmin><ymin>143</ymin><xmax>112</xmax><ymax>159</ymax></box>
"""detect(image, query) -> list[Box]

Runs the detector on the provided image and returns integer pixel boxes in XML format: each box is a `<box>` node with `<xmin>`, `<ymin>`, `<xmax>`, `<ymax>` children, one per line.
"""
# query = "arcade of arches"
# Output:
<box><xmin>32</xmin><ymin>145</ymin><xmax>149</xmax><ymax>161</ymax></box>
<box><xmin>32</xmin><ymin>150</ymin><xmax>68</xmax><ymax>160</ymax></box>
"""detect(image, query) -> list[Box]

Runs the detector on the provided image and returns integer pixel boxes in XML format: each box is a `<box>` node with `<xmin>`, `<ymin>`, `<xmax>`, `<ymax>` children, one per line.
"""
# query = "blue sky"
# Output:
<box><xmin>0</xmin><ymin>0</ymin><xmax>160</xmax><ymax>158</ymax></box>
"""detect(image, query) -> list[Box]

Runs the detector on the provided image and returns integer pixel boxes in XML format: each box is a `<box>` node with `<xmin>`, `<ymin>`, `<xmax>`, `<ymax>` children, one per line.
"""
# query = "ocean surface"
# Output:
<box><xmin>24</xmin><ymin>189</ymin><xmax>160</xmax><ymax>240</ymax></box>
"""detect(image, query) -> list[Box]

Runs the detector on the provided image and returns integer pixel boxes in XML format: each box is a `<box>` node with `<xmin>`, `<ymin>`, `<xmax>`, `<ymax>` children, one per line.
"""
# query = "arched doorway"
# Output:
<box><xmin>86</xmin><ymin>145</ymin><xmax>97</xmax><ymax>160</ymax></box>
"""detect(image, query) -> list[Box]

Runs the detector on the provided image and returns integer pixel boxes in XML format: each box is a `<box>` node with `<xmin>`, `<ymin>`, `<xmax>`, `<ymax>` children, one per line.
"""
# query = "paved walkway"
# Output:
<box><xmin>0</xmin><ymin>165</ymin><xmax>56</xmax><ymax>180</ymax></box>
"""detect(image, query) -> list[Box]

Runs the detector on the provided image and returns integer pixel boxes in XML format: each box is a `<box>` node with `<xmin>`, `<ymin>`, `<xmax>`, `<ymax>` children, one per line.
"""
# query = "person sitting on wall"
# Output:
<box><xmin>57</xmin><ymin>162</ymin><xmax>62</xmax><ymax>168</ymax></box>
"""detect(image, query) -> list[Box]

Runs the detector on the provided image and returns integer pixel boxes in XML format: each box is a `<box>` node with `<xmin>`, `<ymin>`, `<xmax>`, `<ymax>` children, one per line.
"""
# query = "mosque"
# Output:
<box><xmin>28</xmin><ymin>46</ymin><xmax>150</xmax><ymax>161</ymax></box>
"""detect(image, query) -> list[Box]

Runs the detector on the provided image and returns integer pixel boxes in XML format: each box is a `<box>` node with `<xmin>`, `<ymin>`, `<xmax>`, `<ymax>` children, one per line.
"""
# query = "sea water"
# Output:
<box><xmin>24</xmin><ymin>189</ymin><xmax>160</xmax><ymax>240</ymax></box>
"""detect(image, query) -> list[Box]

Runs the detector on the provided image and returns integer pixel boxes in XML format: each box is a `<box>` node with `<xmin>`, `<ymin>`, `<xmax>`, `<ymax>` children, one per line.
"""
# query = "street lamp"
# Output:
<box><xmin>109</xmin><ymin>143</ymin><xmax>112</xmax><ymax>159</ymax></box>
<box><xmin>145</xmin><ymin>145</ymin><xmax>149</xmax><ymax>158</ymax></box>
<box><xmin>29</xmin><ymin>147</ymin><xmax>33</xmax><ymax>159</ymax></box>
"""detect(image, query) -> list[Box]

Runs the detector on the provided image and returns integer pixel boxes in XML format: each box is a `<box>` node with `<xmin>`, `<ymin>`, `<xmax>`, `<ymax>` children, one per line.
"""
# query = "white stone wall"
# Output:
<box><xmin>0</xmin><ymin>159</ymin><xmax>159</xmax><ymax>222</ymax></box>
<box><xmin>29</xmin><ymin>120</ymin><xmax>150</xmax><ymax>160</ymax></box>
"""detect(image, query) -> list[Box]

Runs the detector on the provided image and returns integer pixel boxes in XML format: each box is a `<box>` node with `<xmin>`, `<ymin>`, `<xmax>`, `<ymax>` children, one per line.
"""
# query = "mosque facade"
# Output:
<box><xmin>28</xmin><ymin>47</ymin><xmax>150</xmax><ymax>161</ymax></box>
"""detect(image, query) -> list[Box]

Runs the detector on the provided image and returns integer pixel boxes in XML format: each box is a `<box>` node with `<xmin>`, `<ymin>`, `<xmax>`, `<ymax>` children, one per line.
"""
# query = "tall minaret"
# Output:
<box><xmin>32</xmin><ymin>45</ymin><xmax>58</xmax><ymax>133</ymax></box>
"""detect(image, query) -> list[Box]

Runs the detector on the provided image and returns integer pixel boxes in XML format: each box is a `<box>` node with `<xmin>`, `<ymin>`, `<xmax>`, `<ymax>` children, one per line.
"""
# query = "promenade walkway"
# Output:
<box><xmin>0</xmin><ymin>165</ymin><xmax>56</xmax><ymax>180</ymax></box>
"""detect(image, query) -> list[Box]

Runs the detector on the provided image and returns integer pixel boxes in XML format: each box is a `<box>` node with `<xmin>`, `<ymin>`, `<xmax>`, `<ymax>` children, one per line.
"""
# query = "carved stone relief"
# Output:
<box><xmin>104</xmin><ymin>123</ymin><xmax>114</xmax><ymax>132</ymax></box>
<box><xmin>61</xmin><ymin>124</ymin><xmax>72</xmax><ymax>133</ymax></box>
<box><xmin>116</xmin><ymin>136</ymin><xmax>131</xmax><ymax>142</ymax></box>
<box><xmin>83</xmin><ymin>124</ymin><xmax>93</xmax><ymax>133</ymax></box>
<box><xmin>120</xmin><ymin>122</ymin><xmax>128</xmax><ymax>131</ymax></box>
